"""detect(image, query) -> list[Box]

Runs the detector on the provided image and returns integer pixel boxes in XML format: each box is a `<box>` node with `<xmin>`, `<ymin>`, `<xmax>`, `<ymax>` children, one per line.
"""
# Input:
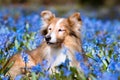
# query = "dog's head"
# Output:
<box><xmin>40</xmin><ymin>10</ymin><xmax>82</xmax><ymax>47</ymax></box>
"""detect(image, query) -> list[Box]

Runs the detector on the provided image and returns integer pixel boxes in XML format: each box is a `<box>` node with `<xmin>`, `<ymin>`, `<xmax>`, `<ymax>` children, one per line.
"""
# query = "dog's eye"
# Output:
<box><xmin>58</xmin><ymin>29</ymin><xmax>65</xmax><ymax>32</ymax></box>
<box><xmin>58</xmin><ymin>29</ymin><xmax>62</xmax><ymax>32</ymax></box>
<box><xmin>48</xmin><ymin>28</ymin><xmax>52</xmax><ymax>30</ymax></box>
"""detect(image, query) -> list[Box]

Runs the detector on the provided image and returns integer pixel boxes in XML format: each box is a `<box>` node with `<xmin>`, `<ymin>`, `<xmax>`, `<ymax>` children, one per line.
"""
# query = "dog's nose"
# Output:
<box><xmin>45</xmin><ymin>35</ymin><xmax>51</xmax><ymax>41</ymax></box>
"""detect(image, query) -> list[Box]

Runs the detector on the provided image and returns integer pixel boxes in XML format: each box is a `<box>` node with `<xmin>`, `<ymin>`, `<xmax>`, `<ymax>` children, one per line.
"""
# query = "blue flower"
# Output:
<box><xmin>34</xmin><ymin>33</ymin><xmax>43</xmax><ymax>47</ymax></box>
<box><xmin>39</xmin><ymin>76</ymin><xmax>50</xmax><ymax>80</ymax></box>
<box><xmin>57</xmin><ymin>58</ymin><xmax>71</xmax><ymax>75</ymax></box>
<box><xmin>62</xmin><ymin>47</ymin><xmax>68</xmax><ymax>55</ymax></box>
<box><xmin>105</xmin><ymin>37</ymin><xmax>113</xmax><ymax>45</ymax></box>
<box><xmin>62</xmin><ymin>67</ymin><xmax>71</xmax><ymax>77</ymax></box>
<box><xmin>61</xmin><ymin>58</ymin><xmax>70</xmax><ymax>68</ymax></box>
<box><xmin>41</xmin><ymin>60</ymin><xmax>49</xmax><ymax>70</ymax></box>
<box><xmin>85</xmin><ymin>31</ymin><xmax>95</xmax><ymax>40</ymax></box>
<box><xmin>108</xmin><ymin>60</ymin><xmax>116</xmax><ymax>71</ymax></box>
<box><xmin>14</xmin><ymin>75</ymin><xmax>23</xmax><ymax>80</ymax></box>
<box><xmin>92</xmin><ymin>65</ymin><xmax>102</xmax><ymax>77</ymax></box>
<box><xmin>80</xmin><ymin>62</ymin><xmax>90</xmax><ymax>76</ymax></box>
<box><xmin>31</xmin><ymin>63</ymin><xmax>42</xmax><ymax>73</ymax></box>
<box><xmin>99</xmin><ymin>72</ymin><xmax>119</xmax><ymax>80</ymax></box>
<box><xmin>0</xmin><ymin>33</ymin><xmax>8</xmax><ymax>49</ymax></box>
<box><xmin>75</xmin><ymin>52</ymin><xmax>83</xmax><ymax>62</ymax></box>
<box><xmin>0</xmin><ymin>75</ymin><xmax>9</xmax><ymax>80</ymax></box>
<box><xmin>116</xmin><ymin>62</ymin><xmax>120</xmax><ymax>71</ymax></box>
<box><xmin>21</xmin><ymin>51</ymin><xmax>29</xmax><ymax>63</ymax></box>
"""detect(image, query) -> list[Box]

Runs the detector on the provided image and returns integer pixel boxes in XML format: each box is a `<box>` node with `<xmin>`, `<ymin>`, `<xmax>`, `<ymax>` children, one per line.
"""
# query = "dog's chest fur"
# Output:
<box><xmin>45</xmin><ymin>46</ymin><xmax>67</xmax><ymax>68</ymax></box>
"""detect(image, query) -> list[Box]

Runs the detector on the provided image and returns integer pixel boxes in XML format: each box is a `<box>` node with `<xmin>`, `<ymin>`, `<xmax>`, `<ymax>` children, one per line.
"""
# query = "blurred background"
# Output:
<box><xmin>0</xmin><ymin>0</ymin><xmax>120</xmax><ymax>19</ymax></box>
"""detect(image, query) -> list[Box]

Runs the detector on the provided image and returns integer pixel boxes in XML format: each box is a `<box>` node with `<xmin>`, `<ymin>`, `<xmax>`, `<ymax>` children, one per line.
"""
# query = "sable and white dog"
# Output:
<box><xmin>6</xmin><ymin>10</ymin><xmax>86</xmax><ymax>78</ymax></box>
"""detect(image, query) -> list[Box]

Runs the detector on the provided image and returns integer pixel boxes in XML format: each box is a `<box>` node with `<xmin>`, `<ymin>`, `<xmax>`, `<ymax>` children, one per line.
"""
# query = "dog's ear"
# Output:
<box><xmin>41</xmin><ymin>10</ymin><xmax>55</xmax><ymax>23</ymax></box>
<box><xmin>68</xmin><ymin>12</ymin><xmax>82</xmax><ymax>27</ymax></box>
<box><xmin>68</xmin><ymin>12</ymin><xmax>82</xmax><ymax>38</ymax></box>
<box><xmin>40</xmin><ymin>10</ymin><xmax>55</xmax><ymax>35</ymax></box>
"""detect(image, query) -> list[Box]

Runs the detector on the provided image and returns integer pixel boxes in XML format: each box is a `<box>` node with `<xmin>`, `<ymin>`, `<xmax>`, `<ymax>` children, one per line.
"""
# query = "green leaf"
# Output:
<box><xmin>26</xmin><ymin>34</ymin><xmax>30</xmax><ymax>38</ymax></box>
<box><xmin>26</xmin><ymin>23</ymin><xmax>29</xmax><ymax>31</ymax></box>
<box><xmin>89</xmin><ymin>74</ymin><xmax>97</xmax><ymax>80</ymax></box>
<box><xmin>15</xmin><ymin>39</ymin><xmax>20</xmax><ymax>49</ymax></box>
<box><xmin>30</xmin><ymin>32</ymin><xmax>35</xmax><ymax>40</ymax></box>
<box><xmin>31</xmin><ymin>72</ymin><xmax>37</xmax><ymax>80</ymax></box>
<box><xmin>86</xmin><ymin>52</ymin><xmax>94</xmax><ymax>59</ymax></box>
<box><xmin>21</xmin><ymin>75</ymin><xmax>29</xmax><ymax>80</ymax></box>
<box><xmin>26</xmin><ymin>42</ymin><xmax>32</xmax><ymax>50</ymax></box>
<box><xmin>2</xmin><ymin>61</ymin><xmax>14</xmax><ymax>74</ymax></box>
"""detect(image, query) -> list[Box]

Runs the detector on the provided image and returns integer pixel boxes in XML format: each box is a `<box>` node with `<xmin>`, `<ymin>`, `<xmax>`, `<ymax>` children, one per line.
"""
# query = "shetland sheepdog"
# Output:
<box><xmin>6</xmin><ymin>10</ymin><xmax>86</xmax><ymax>78</ymax></box>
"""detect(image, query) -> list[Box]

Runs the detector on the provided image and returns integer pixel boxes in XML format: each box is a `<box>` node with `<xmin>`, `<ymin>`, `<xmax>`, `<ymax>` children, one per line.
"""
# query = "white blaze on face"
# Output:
<box><xmin>55</xmin><ymin>19</ymin><xmax>64</xmax><ymax>27</ymax></box>
<box><xmin>50</xmin><ymin>32</ymin><xmax>56</xmax><ymax>43</ymax></box>
<box><xmin>49</xmin><ymin>19</ymin><xmax>64</xmax><ymax>43</ymax></box>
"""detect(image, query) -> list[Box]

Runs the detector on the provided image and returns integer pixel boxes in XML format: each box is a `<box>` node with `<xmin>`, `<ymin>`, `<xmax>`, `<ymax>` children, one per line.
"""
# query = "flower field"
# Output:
<box><xmin>0</xmin><ymin>8</ymin><xmax>120</xmax><ymax>80</ymax></box>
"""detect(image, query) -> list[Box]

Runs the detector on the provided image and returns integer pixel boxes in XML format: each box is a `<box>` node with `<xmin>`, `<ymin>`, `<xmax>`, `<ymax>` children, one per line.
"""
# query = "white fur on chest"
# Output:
<box><xmin>47</xmin><ymin>47</ymin><xmax>67</xmax><ymax>68</ymax></box>
<box><xmin>52</xmin><ymin>51</ymin><xmax>66</xmax><ymax>66</ymax></box>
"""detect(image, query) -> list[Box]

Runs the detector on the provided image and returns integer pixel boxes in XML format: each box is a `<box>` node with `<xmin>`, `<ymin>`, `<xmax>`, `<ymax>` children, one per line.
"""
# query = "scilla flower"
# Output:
<box><xmin>21</xmin><ymin>51</ymin><xmax>29</xmax><ymax>63</ymax></box>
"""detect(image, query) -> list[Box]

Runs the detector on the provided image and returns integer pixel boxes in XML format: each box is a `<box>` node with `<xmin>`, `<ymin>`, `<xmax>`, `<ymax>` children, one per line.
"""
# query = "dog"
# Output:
<box><xmin>6</xmin><ymin>10</ymin><xmax>86</xmax><ymax>78</ymax></box>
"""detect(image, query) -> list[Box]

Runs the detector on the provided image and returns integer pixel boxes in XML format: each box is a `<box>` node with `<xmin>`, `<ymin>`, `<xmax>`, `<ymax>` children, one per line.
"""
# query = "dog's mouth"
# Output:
<box><xmin>46</xmin><ymin>41</ymin><xmax>62</xmax><ymax>47</ymax></box>
<box><xmin>47</xmin><ymin>42</ymin><xmax>55</xmax><ymax>45</ymax></box>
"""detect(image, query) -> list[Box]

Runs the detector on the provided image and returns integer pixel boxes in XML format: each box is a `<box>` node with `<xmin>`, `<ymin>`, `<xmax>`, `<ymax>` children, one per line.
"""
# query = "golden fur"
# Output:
<box><xmin>5</xmin><ymin>10</ymin><xmax>86</xmax><ymax>78</ymax></box>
